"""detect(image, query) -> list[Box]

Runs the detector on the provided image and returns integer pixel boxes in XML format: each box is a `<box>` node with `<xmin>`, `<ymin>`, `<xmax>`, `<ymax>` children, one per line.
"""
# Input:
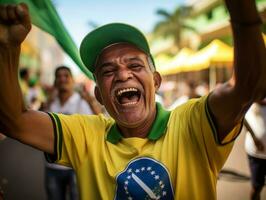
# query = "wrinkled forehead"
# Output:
<box><xmin>95</xmin><ymin>43</ymin><xmax>147</xmax><ymax>68</ymax></box>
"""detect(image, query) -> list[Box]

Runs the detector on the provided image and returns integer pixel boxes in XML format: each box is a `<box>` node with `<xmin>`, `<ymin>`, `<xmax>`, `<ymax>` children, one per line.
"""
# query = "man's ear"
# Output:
<box><xmin>94</xmin><ymin>86</ymin><xmax>103</xmax><ymax>105</ymax></box>
<box><xmin>153</xmin><ymin>71</ymin><xmax>162</xmax><ymax>92</ymax></box>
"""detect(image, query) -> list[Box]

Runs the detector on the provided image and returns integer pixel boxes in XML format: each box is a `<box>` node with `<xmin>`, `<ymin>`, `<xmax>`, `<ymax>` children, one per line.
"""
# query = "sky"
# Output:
<box><xmin>54</xmin><ymin>0</ymin><xmax>185</xmax><ymax>75</ymax></box>
<box><xmin>56</xmin><ymin>0</ymin><xmax>184</xmax><ymax>45</ymax></box>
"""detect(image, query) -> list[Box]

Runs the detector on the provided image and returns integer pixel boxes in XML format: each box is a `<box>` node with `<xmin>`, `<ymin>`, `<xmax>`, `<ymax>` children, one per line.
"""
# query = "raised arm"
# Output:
<box><xmin>208</xmin><ymin>0</ymin><xmax>266</xmax><ymax>141</ymax></box>
<box><xmin>0</xmin><ymin>3</ymin><xmax>54</xmax><ymax>153</ymax></box>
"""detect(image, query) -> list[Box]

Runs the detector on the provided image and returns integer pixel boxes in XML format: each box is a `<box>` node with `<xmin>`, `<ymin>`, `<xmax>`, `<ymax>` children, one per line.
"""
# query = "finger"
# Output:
<box><xmin>6</xmin><ymin>4</ymin><xmax>17</xmax><ymax>23</ymax></box>
<box><xmin>15</xmin><ymin>3</ymin><xmax>31</xmax><ymax>30</ymax></box>
<box><xmin>0</xmin><ymin>4</ymin><xmax>8</xmax><ymax>22</ymax></box>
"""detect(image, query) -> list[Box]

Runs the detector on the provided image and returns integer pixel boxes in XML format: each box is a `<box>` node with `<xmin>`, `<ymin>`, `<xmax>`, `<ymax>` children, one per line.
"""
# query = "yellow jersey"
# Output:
<box><xmin>45</xmin><ymin>95</ymin><xmax>242</xmax><ymax>200</ymax></box>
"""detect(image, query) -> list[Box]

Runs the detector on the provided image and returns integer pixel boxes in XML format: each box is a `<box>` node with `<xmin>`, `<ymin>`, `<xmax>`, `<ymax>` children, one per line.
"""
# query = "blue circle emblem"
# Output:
<box><xmin>115</xmin><ymin>157</ymin><xmax>174</xmax><ymax>200</ymax></box>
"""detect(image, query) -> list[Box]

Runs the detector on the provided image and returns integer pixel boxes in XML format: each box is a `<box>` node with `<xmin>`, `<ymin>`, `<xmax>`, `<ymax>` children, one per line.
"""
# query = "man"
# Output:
<box><xmin>43</xmin><ymin>66</ymin><xmax>98</xmax><ymax>200</ymax></box>
<box><xmin>244</xmin><ymin>100</ymin><xmax>266</xmax><ymax>200</ymax></box>
<box><xmin>0</xmin><ymin>1</ymin><xmax>265</xmax><ymax>199</ymax></box>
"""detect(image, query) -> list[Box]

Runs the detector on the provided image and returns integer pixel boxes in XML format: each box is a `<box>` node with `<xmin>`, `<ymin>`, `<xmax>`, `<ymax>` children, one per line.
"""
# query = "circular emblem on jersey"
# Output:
<box><xmin>114</xmin><ymin>157</ymin><xmax>174</xmax><ymax>200</ymax></box>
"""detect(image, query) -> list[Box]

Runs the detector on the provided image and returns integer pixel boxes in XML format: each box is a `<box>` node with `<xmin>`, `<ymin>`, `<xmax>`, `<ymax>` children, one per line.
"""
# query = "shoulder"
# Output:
<box><xmin>168</xmin><ymin>95</ymin><xmax>208</xmax><ymax>130</ymax></box>
<box><xmin>50</xmin><ymin>112</ymin><xmax>114</xmax><ymax>134</ymax></box>
<box><xmin>171</xmin><ymin>95</ymin><xmax>207</xmax><ymax>116</ymax></box>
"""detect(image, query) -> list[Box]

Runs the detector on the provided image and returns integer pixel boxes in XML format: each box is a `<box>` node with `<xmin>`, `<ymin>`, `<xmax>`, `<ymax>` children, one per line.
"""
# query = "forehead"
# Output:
<box><xmin>96</xmin><ymin>43</ymin><xmax>147</xmax><ymax>65</ymax></box>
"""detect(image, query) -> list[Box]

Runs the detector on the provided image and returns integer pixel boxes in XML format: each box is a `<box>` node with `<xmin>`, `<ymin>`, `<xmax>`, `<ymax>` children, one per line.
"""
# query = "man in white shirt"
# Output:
<box><xmin>45</xmin><ymin>66</ymin><xmax>95</xmax><ymax>200</ymax></box>
<box><xmin>244</xmin><ymin>100</ymin><xmax>266</xmax><ymax>200</ymax></box>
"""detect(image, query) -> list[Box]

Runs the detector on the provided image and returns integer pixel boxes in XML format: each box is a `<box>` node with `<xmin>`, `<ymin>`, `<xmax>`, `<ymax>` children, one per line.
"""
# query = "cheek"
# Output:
<box><xmin>98</xmin><ymin>80</ymin><xmax>112</xmax><ymax>100</ymax></box>
<box><xmin>102</xmin><ymin>80</ymin><xmax>112</xmax><ymax>93</ymax></box>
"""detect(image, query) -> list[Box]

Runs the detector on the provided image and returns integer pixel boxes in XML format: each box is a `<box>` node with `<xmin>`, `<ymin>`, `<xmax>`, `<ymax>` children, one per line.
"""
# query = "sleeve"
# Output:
<box><xmin>45</xmin><ymin>113</ymin><xmax>107</xmax><ymax>169</ymax></box>
<box><xmin>186</xmin><ymin>95</ymin><xmax>243</xmax><ymax>174</ymax></box>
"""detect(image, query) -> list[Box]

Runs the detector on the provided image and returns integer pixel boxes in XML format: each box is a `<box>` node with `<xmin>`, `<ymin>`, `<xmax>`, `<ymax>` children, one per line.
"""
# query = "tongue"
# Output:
<box><xmin>120</xmin><ymin>95</ymin><xmax>139</xmax><ymax>104</ymax></box>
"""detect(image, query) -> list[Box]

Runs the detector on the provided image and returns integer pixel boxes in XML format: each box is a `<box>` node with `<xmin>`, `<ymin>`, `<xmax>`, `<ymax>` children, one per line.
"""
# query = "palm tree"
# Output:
<box><xmin>153</xmin><ymin>6</ymin><xmax>196</xmax><ymax>49</ymax></box>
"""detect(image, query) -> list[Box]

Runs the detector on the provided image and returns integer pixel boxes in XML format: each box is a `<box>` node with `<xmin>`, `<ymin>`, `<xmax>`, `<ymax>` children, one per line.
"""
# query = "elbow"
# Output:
<box><xmin>0</xmin><ymin>114</ymin><xmax>24</xmax><ymax>140</ymax></box>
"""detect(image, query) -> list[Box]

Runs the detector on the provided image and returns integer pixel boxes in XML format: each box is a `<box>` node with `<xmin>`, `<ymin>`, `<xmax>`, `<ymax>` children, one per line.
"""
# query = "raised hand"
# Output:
<box><xmin>0</xmin><ymin>3</ymin><xmax>31</xmax><ymax>47</ymax></box>
<box><xmin>224</xmin><ymin>0</ymin><xmax>260</xmax><ymax>23</ymax></box>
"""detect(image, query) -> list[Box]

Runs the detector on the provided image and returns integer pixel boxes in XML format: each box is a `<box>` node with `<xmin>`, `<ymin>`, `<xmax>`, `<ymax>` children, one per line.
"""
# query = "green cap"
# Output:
<box><xmin>80</xmin><ymin>23</ymin><xmax>152</xmax><ymax>73</ymax></box>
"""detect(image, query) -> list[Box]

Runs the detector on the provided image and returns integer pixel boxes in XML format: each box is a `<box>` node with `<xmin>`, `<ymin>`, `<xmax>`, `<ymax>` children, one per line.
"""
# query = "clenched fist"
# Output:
<box><xmin>0</xmin><ymin>3</ymin><xmax>31</xmax><ymax>47</ymax></box>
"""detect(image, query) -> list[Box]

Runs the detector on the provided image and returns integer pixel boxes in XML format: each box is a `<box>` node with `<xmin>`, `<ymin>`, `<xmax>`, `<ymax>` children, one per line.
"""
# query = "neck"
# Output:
<box><xmin>58</xmin><ymin>90</ymin><xmax>73</xmax><ymax>106</ymax></box>
<box><xmin>118</xmin><ymin>106</ymin><xmax>157</xmax><ymax>138</ymax></box>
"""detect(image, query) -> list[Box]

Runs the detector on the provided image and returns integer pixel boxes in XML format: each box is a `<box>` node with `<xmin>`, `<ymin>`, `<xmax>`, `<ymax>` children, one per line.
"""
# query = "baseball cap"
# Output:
<box><xmin>80</xmin><ymin>23</ymin><xmax>154</xmax><ymax>73</ymax></box>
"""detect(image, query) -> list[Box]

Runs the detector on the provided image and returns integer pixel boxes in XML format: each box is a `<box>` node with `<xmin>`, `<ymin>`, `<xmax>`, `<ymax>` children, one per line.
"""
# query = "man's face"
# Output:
<box><xmin>54</xmin><ymin>69</ymin><xmax>74</xmax><ymax>93</ymax></box>
<box><xmin>94</xmin><ymin>43</ymin><xmax>161</xmax><ymax>128</ymax></box>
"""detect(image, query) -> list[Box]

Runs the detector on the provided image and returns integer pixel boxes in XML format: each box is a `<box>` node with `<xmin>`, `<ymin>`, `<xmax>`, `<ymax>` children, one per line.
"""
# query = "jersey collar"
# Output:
<box><xmin>106</xmin><ymin>103</ymin><xmax>171</xmax><ymax>144</ymax></box>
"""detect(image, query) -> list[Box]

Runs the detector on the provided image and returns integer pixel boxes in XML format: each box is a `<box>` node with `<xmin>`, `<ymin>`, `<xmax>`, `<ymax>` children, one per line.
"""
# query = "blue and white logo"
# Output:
<box><xmin>115</xmin><ymin>157</ymin><xmax>174</xmax><ymax>200</ymax></box>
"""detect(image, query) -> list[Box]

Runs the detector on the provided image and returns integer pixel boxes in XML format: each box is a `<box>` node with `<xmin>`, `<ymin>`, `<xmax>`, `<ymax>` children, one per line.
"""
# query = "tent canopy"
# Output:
<box><xmin>156</xmin><ymin>48</ymin><xmax>194</xmax><ymax>75</ymax></box>
<box><xmin>157</xmin><ymin>39</ymin><xmax>233</xmax><ymax>75</ymax></box>
<box><xmin>181</xmin><ymin>39</ymin><xmax>233</xmax><ymax>72</ymax></box>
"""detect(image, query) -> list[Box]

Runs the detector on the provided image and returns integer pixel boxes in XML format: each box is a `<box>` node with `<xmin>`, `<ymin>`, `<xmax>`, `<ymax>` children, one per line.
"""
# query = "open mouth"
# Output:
<box><xmin>115</xmin><ymin>87</ymin><xmax>141</xmax><ymax>106</ymax></box>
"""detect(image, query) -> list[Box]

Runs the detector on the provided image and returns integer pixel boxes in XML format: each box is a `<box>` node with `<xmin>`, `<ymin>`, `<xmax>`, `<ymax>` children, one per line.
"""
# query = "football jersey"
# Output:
<box><xmin>45</xmin><ymin>95</ymin><xmax>242</xmax><ymax>200</ymax></box>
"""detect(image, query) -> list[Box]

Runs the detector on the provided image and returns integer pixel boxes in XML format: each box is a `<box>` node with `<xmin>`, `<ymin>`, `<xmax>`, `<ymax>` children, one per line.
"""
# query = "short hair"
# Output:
<box><xmin>55</xmin><ymin>66</ymin><xmax>72</xmax><ymax>77</ymax></box>
<box><xmin>147</xmin><ymin>56</ymin><xmax>156</xmax><ymax>72</ymax></box>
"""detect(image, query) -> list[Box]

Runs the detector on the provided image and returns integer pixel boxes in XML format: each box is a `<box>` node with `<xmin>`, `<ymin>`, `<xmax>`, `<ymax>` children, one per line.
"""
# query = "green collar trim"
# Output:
<box><xmin>106</xmin><ymin>103</ymin><xmax>171</xmax><ymax>144</ymax></box>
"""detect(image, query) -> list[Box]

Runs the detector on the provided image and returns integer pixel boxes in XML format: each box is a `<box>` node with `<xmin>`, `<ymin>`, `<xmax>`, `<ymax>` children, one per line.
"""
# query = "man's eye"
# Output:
<box><xmin>130</xmin><ymin>64</ymin><xmax>142</xmax><ymax>70</ymax></box>
<box><xmin>102</xmin><ymin>70</ymin><xmax>114</xmax><ymax>76</ymax></box>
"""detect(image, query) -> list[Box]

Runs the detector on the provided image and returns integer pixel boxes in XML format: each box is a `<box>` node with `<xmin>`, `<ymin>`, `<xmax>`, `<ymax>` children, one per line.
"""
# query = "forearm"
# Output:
<box><xmin>208</xmin><ymin>1</ymin><xmax>266</xmax><ymax>141</ymax></box>
<box><xmin>0</xmin><ymin>45</ymin><xmax>26</xmax><ymax>137</ymax></box>
<box><xmin>227</xmin><ymin>0</ymin><xmax>266</xmax><ymax>101</ymax></box>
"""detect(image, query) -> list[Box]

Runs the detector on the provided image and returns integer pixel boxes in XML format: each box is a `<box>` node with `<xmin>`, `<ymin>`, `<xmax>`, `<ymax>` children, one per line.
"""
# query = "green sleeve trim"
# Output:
<box><xmin>205</xmin><ymin>95</ymin><xmax>242</xmax><ymax>146</ymax></box>
<box><xmin>44</xmin><ymin>112</ymin><xmax>63</xmax><ymax>162</ymax></box>
<box><xmin>52</xmin><ymin>113</ymin><xmax>63</xmax><ymax>160</ymax></box>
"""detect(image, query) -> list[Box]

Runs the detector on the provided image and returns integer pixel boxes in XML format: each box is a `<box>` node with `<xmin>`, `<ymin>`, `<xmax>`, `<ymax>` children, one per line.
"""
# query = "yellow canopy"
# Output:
<box><xmin>157</xmin><ymin>35</ymin><xmax>265</xmax><ymax>76</ymax></box>
<box><xmin>157</xmin><ymin>48</ymin><xmax>194</xmax><ymax>75</ymax></box>
<box><xmin>181</xmin><ymin>39</ymin><xmax>233</xmax><ymax>72</ymax></box>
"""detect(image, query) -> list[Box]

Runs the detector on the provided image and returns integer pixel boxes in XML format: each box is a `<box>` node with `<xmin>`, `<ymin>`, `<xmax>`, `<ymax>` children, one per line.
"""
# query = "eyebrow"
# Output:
<box><xmin>126</xmin><ymin>56</ymin><xmax>144</xmax><ymax>63</ymax></box>
<box><xmin>99</xmin><ymin>62</ymin><xmax>114</xmax><ymax>69</ymax></box>
<box><xmin>97</xmin><ymin>55</ymin><xmax>145</xmax><ymax>73</ymax></box>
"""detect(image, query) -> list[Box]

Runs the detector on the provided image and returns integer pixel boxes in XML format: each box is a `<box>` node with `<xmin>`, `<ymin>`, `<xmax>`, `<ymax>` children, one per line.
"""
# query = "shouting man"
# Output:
<box><xmin>0</xmin><ymin>1</ymin><xmax>265</xmax><ymax>199</ymax></box>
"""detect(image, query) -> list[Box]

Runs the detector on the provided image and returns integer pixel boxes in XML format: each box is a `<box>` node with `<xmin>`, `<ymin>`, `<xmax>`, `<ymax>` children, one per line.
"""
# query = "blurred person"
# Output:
<box><xmin>167</xmin><ymin>81</ymin><xmax>190</xmax><ymax>110</ymax></box>
<box><xmin>43</xmin><ymin>66</ymin><xmax>100</xmax><ymax>200</ymax></box>
<box><xmin>195</xmin><ymin>82</ymin><xmax>209</xmax><ymax>97</ymax></box>
<box><xmin>19</xmin><ymin>67</ymin><xmax>30</xmax><ymax>105</ymax></box>
<box><xmin>28</xmin><ymin>77</ymin><xmax>46</xmax><ymax>110</ymax></box>
<box><xmin>244</xmin><ymin>99</ymin><xmax>266</xmax><ymax>200</ymax></box>
<box><xmin>77</xmin><ymin>83</ymin><xmax>103</xmax><ymax>115</ymax></box>
<box><xmin>0</xmin><ymin>1</ymin><xmax>265</xmax><ymax>199</ymax></box>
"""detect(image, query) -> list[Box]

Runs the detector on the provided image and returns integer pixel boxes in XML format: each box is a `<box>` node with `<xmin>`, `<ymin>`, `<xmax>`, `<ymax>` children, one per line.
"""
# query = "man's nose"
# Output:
<box><xmin>115</xmin><ymin>68</ymin><xmax>133</xmax><ymax>82</ymax></box>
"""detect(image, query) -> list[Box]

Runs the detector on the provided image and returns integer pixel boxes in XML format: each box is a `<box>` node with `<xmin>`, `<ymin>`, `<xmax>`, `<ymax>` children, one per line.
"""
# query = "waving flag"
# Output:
<box><xmin>1</xmin><ymin>0</ymin><xmax>94</xmax><ymax>80</ymax></box>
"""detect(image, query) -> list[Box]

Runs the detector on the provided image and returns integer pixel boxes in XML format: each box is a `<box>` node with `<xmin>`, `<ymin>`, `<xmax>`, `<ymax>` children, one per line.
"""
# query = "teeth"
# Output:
<box><xmin>123</xmin><ymin>101</ymin><xmax>138</xmax><ymax>106</ymax></box>
<box><xmin>117</xmin><ymin>88</ymin><xmax>138</xmax><ymax>96</ymax></box>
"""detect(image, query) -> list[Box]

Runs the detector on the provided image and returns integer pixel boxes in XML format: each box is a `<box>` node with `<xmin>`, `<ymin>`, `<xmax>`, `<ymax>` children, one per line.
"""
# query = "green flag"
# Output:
<box><xmin>1</xmin><ymin>0</ymin><xmax>94</xmax><ymax>80</ymax></box>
